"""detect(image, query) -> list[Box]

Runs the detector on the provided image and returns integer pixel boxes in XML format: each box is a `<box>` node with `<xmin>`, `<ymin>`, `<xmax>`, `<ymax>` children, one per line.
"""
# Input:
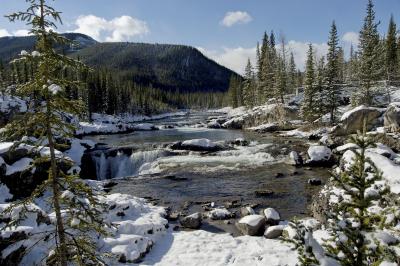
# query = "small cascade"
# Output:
<box><xmin>93</xmin><ymin>149</ymin><xmax>168</xmax><ymax>180</ymax></box>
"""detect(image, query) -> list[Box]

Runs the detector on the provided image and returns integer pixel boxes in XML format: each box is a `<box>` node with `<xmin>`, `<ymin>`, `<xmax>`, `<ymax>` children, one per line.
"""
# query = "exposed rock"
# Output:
<box><xmin>285</xmin><ymin>151</ymin><xmax>303</xmax><ymax>166</ymax></box>
<box><xmin>275</xmin><ymin>172</ymin><xmax>285</xmax><ymax>178</ymax></box>
<box><xmin>240</xmin><ymin>206</ymin><xmax>255</xmax><ymax>217</ymax></box>
<box><xmin>180</xmin><ymin>212</ymin><xmax>202</xmax><ymax>229</ymax></box>
<box><xmin>264</xmin><ymin>225</ymin><xmax>285</xmax><ymax>239</ymax></box>
<box><xmin>255</xmin><ymin>189</ymin><xmax>274</xmax><ymax>197</ymax></box>
<box><xmin>308</xmin><ymin>178</ymin><xmax>322</xmax><ymax>186</ymax></box>
<box><xmin>229</xmin><ymin>138</ymin><xmax>249</xmax><ymax>146</ymax></box>
<box><xmin>337</xmin><ymin>105</ymin><xmax>383</xmax><ymax>135</ymax></box>
<box><xmin>263</xmin><ymin>208</ymin><xmax>281</xmax><ymax>225</ymax></box>
<box><xmin>384</xmin><ymin>102</ymin><xmax>400</xmax><ymax>133</ymax></box>
<box><xmin>236</xmin><ymin>215</ymin><xmax>266</xmax><ymax>236</ymax></box>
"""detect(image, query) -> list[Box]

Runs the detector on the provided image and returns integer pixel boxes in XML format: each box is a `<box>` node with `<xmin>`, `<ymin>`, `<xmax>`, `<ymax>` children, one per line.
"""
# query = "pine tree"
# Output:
<box><xmin>348</xmin><ymin>44</ymin><xmax>359</xmax><ymax>83</ymax></box>
<box><xmin>356</xmin><ymin>0</ymin><xmax>383</xmax><ymax>106</ymax></box>
<box><xmin>301</xmin><ymin>44</ymin><xmax>316</xmax><ymax>121</ymax></box>
<box><xmin>324</xmin><ymin>130</ymin><xmax>393</xmax><ymax>265</ymax></box>
<box><xmin>315</xmin><ymin>56</ymin><xmax>326</xmax><ymax>117</ymax></box>
<box><xmin>385</xmin><ymin>15</ymin><xmax>398</xmax><ymax>85</ymax></box>
<box><xmin>274</xmin><ymin>34</ymin><xmax>287</xmax><ymax>103</ymax></box>
<box><xmin>288</xmin><ymin>52</ymin><xmax>297</xmax><ymax>94</ymax></box>
<box><xmin>325</xmin><ymin>21</ymin><xmax>340</xmax><ymax>124</ymax></box>
<box><xmin>2</xmin><ymin>1</ymin><xmax>107</xmax><ymax>264</ymax></box>
<box><xmin>243</xmin><ymin>59</ymin><xmax>255</xmax><ymax>107</ymax></box>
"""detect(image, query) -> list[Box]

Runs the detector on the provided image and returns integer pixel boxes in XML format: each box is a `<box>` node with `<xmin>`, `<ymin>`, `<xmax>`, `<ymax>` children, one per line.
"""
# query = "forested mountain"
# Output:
<box><xmin>0</xmin><ymin>34</ymin><xmax>240</xmax><ymax>93</ymax></box>
<box><xmin>0</xmin><ymin>33</ymin><xmax>97</xmax><ymax>62</ymax></box>
<box><xmin>73</xmin><ymin>42</ymin><xmax>237</xmax><ymax>92</ymax></box>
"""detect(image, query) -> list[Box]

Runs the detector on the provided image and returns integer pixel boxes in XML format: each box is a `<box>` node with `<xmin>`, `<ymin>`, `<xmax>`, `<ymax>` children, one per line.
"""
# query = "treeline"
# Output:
<box><xmin>0</xmin><ymin>57</ymin><xmax>227</xmax><ymax>117</ymax></box>
<box><xmin>229</xmin><ymin>0</ymin><xmax>400</xmax><ymax>124</ymax></box>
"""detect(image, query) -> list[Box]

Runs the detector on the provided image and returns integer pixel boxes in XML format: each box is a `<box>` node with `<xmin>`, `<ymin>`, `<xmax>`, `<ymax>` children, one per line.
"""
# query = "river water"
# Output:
<box><xmin>84</xmin><ymin>111</ymin><xmax>329</xmax><ymax>234</ymax></box>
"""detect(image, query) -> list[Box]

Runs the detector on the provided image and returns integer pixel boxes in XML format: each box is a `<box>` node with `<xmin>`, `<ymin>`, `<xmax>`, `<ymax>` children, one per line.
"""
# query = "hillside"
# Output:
<box><xmin>0</xmin><ymin>34</ymin><xmax>239</xmax><ymax>92</ymax></box>
<box><xmin>0</xmin><ymin>33</ymin><xmax>97</xmax><ymax>62</ymax></box>
<box><xmin>73</xmin><ymin>42</ymin><xmax>238</xmax><ymax>92</ymax></box>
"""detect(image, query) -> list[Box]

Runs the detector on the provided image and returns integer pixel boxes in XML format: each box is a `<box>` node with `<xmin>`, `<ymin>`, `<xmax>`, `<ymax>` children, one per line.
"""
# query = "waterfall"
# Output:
<box><xmin>93</xmin><ymin>149</ymin><xmax>167</xmax><ymax>180</ymax></box>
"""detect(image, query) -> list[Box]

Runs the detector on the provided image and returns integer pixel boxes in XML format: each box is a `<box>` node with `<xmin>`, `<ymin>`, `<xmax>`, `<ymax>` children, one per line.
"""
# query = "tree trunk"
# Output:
<box><xmin>47</xmin><ymin>104</ymin><xmax>68</xmax><ymax>266</ymax></box>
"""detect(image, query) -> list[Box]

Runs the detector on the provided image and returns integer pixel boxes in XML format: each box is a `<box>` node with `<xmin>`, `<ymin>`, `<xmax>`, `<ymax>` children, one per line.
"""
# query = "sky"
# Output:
<box><xmin>0</xmin><ymin>0</ymin><xmax>399</xmax><ymax>73</ymax></box>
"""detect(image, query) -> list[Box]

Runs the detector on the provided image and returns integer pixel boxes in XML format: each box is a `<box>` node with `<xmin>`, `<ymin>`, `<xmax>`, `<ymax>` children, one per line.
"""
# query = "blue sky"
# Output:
<box><xmin>1</xmin><ymin>0</ymin><xmax>399</xmax><ymax>73</ymax></box>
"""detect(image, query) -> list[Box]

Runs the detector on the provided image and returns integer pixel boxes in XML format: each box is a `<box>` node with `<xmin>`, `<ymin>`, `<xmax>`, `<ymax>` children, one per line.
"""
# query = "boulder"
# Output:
<box><xmin>264</xmin><ymin>225</ymin><xmax>285</xmax><ymax>239</ymax></box>
<box><xmin>285</xmin><ymin>151</ymin><xmax>303</xmax><ymax>166</ymax></box>
<box><xmin>236</xmin><ymin>215</ymin><xmax>266</xmax><ymax>236</ymax></box>
<box><xmin>255</xmin><ymin>189</ymin><xmax>274</xmax><ymax>197</ymax></box>
<box><xmin>384</xmin><ymin>102</ymin><xmax>400</xmax><ymax>133</ymax></box>
<box><xmin>240</xmin><ymin>206</ymin><xmax>255</xmax><ymax>217</ymax></box>
<box><xmin>263</xmin><ymin>208</ymin><xmax>281</xmax><ymax>225</ymax></box>
<box><xmin>306</xmin><ymin>145</ymin><xmax>334</xmax><ymax>167</ymax></box>
<box><xmin>338</xmin><ymin>105</ymin><xmax>383</xmax><ymax>134</ymax></box>
<box><xmin>180</xmin><ymin>212</ymin><xmax>202</xmax><ymax>229</ymax></box>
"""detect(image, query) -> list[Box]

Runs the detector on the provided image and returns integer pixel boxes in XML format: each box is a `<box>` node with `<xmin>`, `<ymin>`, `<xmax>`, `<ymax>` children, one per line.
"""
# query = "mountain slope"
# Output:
<box><xmin>73</xmin><ymin>42</ymin><xmax>238</xmax><ymax>92</ymax></box>
<box><xmin>0</xmin><ymin>33</ymin><xmax>97</xmax><ymax>62</ymax></box>
<box><xmin>0</xmin><ymin>34</ymin><xmax>239</xmax><ymax>92</ymax></box>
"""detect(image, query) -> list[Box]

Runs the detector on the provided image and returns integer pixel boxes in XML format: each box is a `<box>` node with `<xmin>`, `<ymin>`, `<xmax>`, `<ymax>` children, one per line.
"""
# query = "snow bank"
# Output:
<box><xmin>141</xmin><ymin>230</ymin><xmax>298</xmax><ymax>266</ymax></box>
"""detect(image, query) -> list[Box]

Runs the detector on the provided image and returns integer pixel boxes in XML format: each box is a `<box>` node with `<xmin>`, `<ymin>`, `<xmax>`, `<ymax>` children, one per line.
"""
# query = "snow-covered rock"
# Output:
<box><xmin>133</xmin><ymin>123</ymin><xmax>158</xmax><ymax>131</ymax></box>
<box><xmin>236</xmin><ymin>215</ymin><xmax>266</xmax><ymax>236</ymax></box>
<box><xmin>247</xmin><ymin>123</ymin><xmax>279</xmax><ymax>133</ymax></box>
<box><xmin>208</xmin><ymin>208</ymin><xmax>233</xmax><ymax>220</ymax></box>
<box><xmin>171</xmin><ymin>138</ymin><xmax>221</xmax><ymax>152</ymax></box>
<box><xmin>338</xmin><ymin>105</ymin><xmax>383</xmax><ymax>134</ymax></box>
<box><xmin>263</xmin><ymin>208</ymin><xmax>281</xmax><ymax>225</ymax></box>
<box><xmin>306</xmin><ymin>145</ymin><xmax>333</xmax><ymax>166</ymax></box>
<box><xmin>384</xmin><ymin>102</ymin><xmax>400</xmax><ymax>132</ymax></box>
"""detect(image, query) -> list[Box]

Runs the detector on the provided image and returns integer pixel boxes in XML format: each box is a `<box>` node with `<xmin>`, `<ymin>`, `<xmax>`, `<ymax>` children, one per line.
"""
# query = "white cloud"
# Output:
<box><xmin>342</xmin><ymin>31</ymin><xmax>359</xmax><ymax>45</ymax></box>
<box><xmin>287</xmin><ymin>40</ymin><xmax>329</xmax><ymax>70</ymax></box>
<box><xmin>198</xmin><ymin>40</ymin><xmax>328</xmax><ymax>74</ymax></box>
<box><xmin>221</xmin><ymin>11</ymin><xmax>252</xmax><ymax>27</ymax></box>
<box><xmin>13</xmin><ymin>29</ymin><xmax>31</xmax><ymax>36</ymax></box>
<box><xmin>0</xmin><ymin>29</ymin><xmax>10</xmax><ymax>37</ymax></box>
<box><xmin>74</xmin><ymin>15</ymin><xmax>149</xmax><ymax>42</ymax></box>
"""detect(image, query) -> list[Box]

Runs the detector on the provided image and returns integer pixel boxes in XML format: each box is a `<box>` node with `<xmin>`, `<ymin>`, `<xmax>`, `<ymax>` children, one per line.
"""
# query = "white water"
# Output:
<box><xmin>94</xmin><ymin>149</ymin><xmax>167</xmax><ymax>180</ymax></box>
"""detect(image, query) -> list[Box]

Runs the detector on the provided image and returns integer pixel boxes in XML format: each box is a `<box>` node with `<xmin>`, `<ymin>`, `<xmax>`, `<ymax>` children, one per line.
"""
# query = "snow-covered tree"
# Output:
<box><xmin>324</xmin><ymin>131</ymin><xmax>394</xmax><ymax>265</ymax></box>
<box><xmin>288</xmin><ymin>52</ymin><xmax>297</xmax><ymax>94</ymax></box>
<box><xmin>1</xmin><ymin>1</ymin><xmax>108</xmax><ymax>265</ymax></box>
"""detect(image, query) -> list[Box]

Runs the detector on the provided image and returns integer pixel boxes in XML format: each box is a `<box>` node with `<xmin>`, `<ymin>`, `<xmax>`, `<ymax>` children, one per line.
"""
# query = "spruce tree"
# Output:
<box><xmin>243</xmin><ymin>59</ymin><xmax>255</xmax><ymax>107</ymax></box>
<box><xmin>385</xmin><ymin>15</ymin><xmax>398</xmax><ymax>85</ymax></box>
<box><xmin>301</xmin><ymin>44</ymin><xmax>316</xmax><ymax>121</ymax></box>
<box><xmin>2</xmin><ymin>1</ymin><xmax>107</xmax><ymax>264</ymax></box>
<box><xmin>325</xmin><ymin>21</ymin><xmax>340</xmax><ymax>124</ymax></box>
<box><xmin>288</xmin><ymin>52</ymin><xmax>297</xmax><ymax>94</ymax></box>
<box><xmin>324</xmin><ymin>130</ymin><xmax>393</xmax><ymax>265</ymax></box>
<box><xmin>356</xmin><ymin>0</ymin><xmax>383</xmax><ymax>106</ymax></box>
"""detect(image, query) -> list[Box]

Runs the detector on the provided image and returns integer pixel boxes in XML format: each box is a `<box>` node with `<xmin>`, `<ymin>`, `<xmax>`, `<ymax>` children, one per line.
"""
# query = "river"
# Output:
<box><xmin>83</xmin><ymin>111</ymin><xmax>330</xmax><ymax>235</ymax></box>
